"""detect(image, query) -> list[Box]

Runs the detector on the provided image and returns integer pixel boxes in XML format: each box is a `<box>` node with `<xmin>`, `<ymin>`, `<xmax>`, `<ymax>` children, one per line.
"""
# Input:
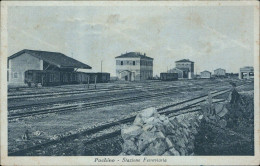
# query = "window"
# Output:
<box><xmin>13</xmin><ymin>72</ymin><xmax>18</xmax><ymax>78</ymax></box>
<box><xmin>133</xmin><ymin>61</ymin><xmax>135</xmax><ymax>66</ymax></box>
<box><xmin>121</xmin><ymin>61</ymin><xmax>123</xmax><ymax>65</ymax></box>
<box><xmin>50</xmin><ymin>74</ymin><xmax>54</xmax><ymax>82</ymax></box>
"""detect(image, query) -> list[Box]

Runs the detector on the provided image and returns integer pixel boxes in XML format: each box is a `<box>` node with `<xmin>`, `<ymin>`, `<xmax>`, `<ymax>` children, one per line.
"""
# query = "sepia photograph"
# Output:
<box><xmin>0</xmin><ymin>1</ymin><xmax>259</xmax><ymax>165</ymax></box>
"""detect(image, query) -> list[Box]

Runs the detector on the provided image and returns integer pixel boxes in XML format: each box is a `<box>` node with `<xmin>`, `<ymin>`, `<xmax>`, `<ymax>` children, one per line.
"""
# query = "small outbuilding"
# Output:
<box><xmin>200</xmin><ymin>70</ymin><xmax>211</xmax><ymax>79</ymax></box>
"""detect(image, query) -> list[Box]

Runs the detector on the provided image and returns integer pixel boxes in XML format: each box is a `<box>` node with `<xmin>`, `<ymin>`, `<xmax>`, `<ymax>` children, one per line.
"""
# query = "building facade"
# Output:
<box><xmin>175</xmin><ymin>59</ymin><xmax>194</xmax><ymax>79</ymax></box>
<box><xmin>239</xmin><ymin>66</ymin><xmax>254</xmax><ymax>79</ymax></box>
<box><xmin>214</xmin><ymin>68</ymin><xmax>226</xmax><ymax>77</ymax></box>
<box><xmin>115</xmin><ymin>52</ymin><xmax>153</xmax><ymax>81</ymax></box>
<box><xmin>200</xmin><ymin>70</ymin><xmax>211</xmax><ymax>79</ymax></box>
<box><xmin>8</xmin><ymin>49</ymin><xmax>91</xmax><ymax>86</ymax></box>
<box><xmin>168</xmin><ymin>68</ymin><xmax>184</xmax><ymax>78</ymax></box>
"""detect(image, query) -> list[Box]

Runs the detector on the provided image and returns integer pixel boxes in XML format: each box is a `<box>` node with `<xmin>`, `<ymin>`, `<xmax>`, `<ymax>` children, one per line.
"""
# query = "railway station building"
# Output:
<box><xmin>115</xmin><ymin>52</ymin><xmax>153</xmax><ymax>81</ymax></box>
<box><xmin>239</xmin><ymin>66</ymin><xmax>254</xmax><ymax>79</ymax></box>
<box><xmin>8</xmin><ymin>49</ymin><xmax>92</xmax><ymax>86</ymax></box>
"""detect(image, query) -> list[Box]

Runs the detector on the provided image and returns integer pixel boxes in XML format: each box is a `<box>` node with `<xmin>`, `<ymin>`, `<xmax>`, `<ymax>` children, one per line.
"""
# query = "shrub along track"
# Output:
<box><xmin>8</xmin><ymin>85</ymin><xmax>241</xmax><ymax>156</ymax></box>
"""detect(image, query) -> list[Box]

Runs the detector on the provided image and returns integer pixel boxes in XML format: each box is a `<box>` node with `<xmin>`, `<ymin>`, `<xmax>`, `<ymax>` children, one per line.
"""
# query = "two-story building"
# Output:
<box><xmin>174</xmin><ymin>59</ymin><xmax>194</xmax><ymax>79</ymax></box>
<box><xmin>115</xmin><ymin>52</ymin><xmax>153</xmax><ymax>81</ymax></box>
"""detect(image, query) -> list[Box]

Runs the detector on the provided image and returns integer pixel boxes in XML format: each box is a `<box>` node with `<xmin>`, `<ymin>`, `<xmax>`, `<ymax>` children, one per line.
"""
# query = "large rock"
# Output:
<box><xmin>169</xmin><ymin>147</ymin><xmax>180</xmax><ymax>156</ymax></box>
<box><xmin>121</xmin><ymin>125</ymin><xmax>142</xmax><ymax>140</ymax></box>
<box><xmin>137</xmin><ymin>131</ymin><xmax>157</xmax><ymax>152</ymax></box>
<box><xmin>142</xmin><ymin>138</ymin><xmax>167</xmax><ymax>155</ymax></box>
<box><xmin>122</xmin><ymin>140</ymin><xmax>140</xmax><ymax>155</ymax></box>
<box><xmin>140</xmin><ymin>107</ymin><xmax>158</xmax><ymax>121</ymax></box>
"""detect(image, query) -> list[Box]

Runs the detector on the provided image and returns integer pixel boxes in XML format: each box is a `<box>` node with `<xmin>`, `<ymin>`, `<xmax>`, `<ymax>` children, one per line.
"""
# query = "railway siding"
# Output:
<box><xmin>8</xmin><ymin>80</ymin><xmax>253</xmax><ymax>156</ymax></box>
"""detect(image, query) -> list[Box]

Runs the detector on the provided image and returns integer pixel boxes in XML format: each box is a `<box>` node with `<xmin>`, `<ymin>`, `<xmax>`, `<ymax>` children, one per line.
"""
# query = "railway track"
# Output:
<box><xmin>7</xmin><ymin>81</ymin><xmax>164</xmax><ymax>98</ymax></box>
<box><xmin>8</xmin><ymin>86</ymin><xmax>234</xmax><ymax>156</ymax></box>
<box><xmin>8</xmin><ymin>80</ymin><xmax>230</xmax><ymax>110</ymax></box>
<box><xmin>8</xmin><ymin>84</ymin><xmax>192</xmax><ymax>110</ymax></box>
<box><xmin>8</xmin><ymin>85</ymin><xmax>205</xmax><ymax>120</ymax></box>
<box><xmin>8</xmin><ymin>79</ymin><xmax>227</xmax><ymax>100</ymax></box>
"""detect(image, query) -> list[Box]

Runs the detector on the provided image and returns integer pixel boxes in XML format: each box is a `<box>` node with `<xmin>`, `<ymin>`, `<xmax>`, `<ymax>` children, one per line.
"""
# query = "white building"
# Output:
<box><xmin>175</xmin><ymin>59</ymin><xmax>195</xmax><ymax>79</ymax></box>
<box><xmin>214</xmin><ymin>68</ymin><xmax>226</xmax><ymax>77</ymax></box>
<box><xmin>239</xmin><ymin>66</ymin><xmax>254</xmax><ymax>79</ymax></box>
<box><xmin>115</xmin><ymin>52</ymin><xmax>153</xmax><ymax>81</ymax></box>
<box><xmin>200</xmin><ymin>70</ymin><xmax>211</xmax><ymax>79</ymax></box>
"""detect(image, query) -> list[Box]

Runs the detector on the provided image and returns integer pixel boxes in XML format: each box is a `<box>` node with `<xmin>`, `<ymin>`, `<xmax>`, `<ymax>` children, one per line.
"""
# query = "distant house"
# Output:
<box><xmin>115</xmin><ymin>52</ymin><xmax>153</xmax><ymax>81</ymax></box>
<box><xmin>239</xmin><ymin>66</ymin><xmax>254</xmax><ymax>79</ymax></box>
<box><xmin>200</xmin><ymin>70</ymin><xmax>211</xmax><ymax>79</ymax></box>
<box><xmin>175</xmin><ymin>59</ymin><xmax>194</xmax><ymax>79</ymax></box>
<box><xmin>214</xmin><ymin>68</ymin><xmax>226</xmax><ymax>77</ymax></box>
<box><xmin>8</xmin><ymin>49</ymin><xmax>91</xmax><ymax>86</ymax></box>
<box><xmin>167</xmin><ymin>68</ymin><xmax>184</xmax><ymax>78</ymax></box>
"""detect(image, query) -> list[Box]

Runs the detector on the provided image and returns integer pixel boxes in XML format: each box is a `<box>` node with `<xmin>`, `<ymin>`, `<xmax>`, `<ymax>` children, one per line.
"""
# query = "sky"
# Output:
<box><xmin>7</xmin><ymin>5</ymin><xmax>255</xmax><ymax>76</ymax></box>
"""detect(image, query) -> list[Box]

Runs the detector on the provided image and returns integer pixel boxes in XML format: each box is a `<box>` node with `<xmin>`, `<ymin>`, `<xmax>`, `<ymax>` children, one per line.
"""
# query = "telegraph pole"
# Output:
<box><xmin>101</xmin><ymin>60</ymin><xmax>103</xmax><ymax>73</ymax></box>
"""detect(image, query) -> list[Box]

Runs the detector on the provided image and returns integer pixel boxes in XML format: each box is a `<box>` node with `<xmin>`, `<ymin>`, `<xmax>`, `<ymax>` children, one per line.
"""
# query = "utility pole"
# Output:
<box><xmin>101</xmin><ymin>60</ymin><xmax>103</xmax><ymax>73</ymax></box>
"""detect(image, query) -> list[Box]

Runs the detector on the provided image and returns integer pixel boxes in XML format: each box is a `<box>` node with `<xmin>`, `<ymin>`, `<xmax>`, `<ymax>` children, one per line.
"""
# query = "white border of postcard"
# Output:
<box><xmin>1</xmin><ymin>1</ymin><xmax>259</xmax><ymax>165</ymax></box>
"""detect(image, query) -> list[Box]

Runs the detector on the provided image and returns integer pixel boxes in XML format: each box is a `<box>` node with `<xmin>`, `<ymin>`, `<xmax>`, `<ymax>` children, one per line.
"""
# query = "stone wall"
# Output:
<box><xmin>120</xmin><ymin>107</ymin><xmax>203</xmax><ymax>156</ymax></box>
<box><xmin>120</xmin><ymin>88</ymin><xmax>248</xmax><ymax>156</ymax></box>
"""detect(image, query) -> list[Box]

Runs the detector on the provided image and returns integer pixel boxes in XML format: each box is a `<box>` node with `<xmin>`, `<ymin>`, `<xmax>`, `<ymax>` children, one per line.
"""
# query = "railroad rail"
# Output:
<box><xmin>8</xmin><ymin>86</ymin><xmax>235</xmax><ymax>156</ymax></box>
<box><xmin>8</xmin><ymin>86</ymin><xmax>203</xmax><ymax>119</ymax></box>
<box><xmin>8</xmin><ymin>84</ymin><xmax>193</xmax><ymax>110</ymax></box>
<box><xmin>8</xmin><ymin>79</ymin><xmax>232</xmax><ymax>99</ymax></box>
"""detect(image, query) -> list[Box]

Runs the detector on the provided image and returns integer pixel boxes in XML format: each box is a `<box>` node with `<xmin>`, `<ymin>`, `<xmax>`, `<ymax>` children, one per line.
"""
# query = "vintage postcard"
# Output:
<box><xmin>0</xmin><ymin>0</ymin><xmax>259</xmax><ymax>165</ymax></box>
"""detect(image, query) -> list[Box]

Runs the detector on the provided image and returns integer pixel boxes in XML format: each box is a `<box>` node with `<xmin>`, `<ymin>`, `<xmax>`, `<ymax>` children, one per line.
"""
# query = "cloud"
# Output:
<box><xmin>203</xmin><ymin>25</ymin><xmax>250</xmax><ymax>50</ymax></box>
<box><xmin>9</xmin><ymin>26</ymin><xmax>59</xmax><ymax>50</ymax></box>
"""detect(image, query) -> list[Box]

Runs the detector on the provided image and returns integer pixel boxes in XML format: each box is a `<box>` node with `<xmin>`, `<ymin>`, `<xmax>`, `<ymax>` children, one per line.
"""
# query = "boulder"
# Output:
<box><xmin>137</xmin><ymin>131</ymin><xmax>157</xmax><ymax>152</ymax></box>
<box><xmin>140</xmin><ymin>107</ymin><xmax>158</xmax><ymax>121</ymax></box>
<box><xmin>169</xmin><ymin>147</ymin><xmax>180</xmax><ymax>156</ymax></box>
<box><xmin>162</xmin><ymin>151</ymin><xmax>172</xmax><ymax>156</ymax></box>
<box><xmin>179</xmin><ymin>148</ymin><xmax>186</xmax><ymax>155</ymax></box>
<box><xmin>122</xmin><ymin>139</ymin><xmax>140</xmax><ymax>155</ymax></box>
<box><xmin>142</xmin><ymin>139</ymin><xmax>167</xmax><ymax>155</ymax></box>
<box><xmin>133</xmin><ymin>114</ymin><xmax>144</xmax><ymax>126</ymax></box>
<box><xmin>121</xmin><ymin>125</ymin><xmax>142</xmax><ymax>140</ymax></box>
<box><xmin>176</xmin><ymin>139</ymin><xmax>186</xmax><ymax>148</ymax></box>
<box><xmin>143</xmin><ymin>124</ymin><xmax>155</xmax><ymax>132</ymax></box>
<box><xmin>145</xmin><ymin>117</ymin><xmax>155</xmax><ymax>125</ymax></box>
<box><xmin>155</xmin><ymin>131</ymin><xmax>166</xmax><ymax>139</ymax></box>
<box><xmin>165</xmin><ymin>137</ymin><xmax>174</xmax><ymax>149</ymax></box>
